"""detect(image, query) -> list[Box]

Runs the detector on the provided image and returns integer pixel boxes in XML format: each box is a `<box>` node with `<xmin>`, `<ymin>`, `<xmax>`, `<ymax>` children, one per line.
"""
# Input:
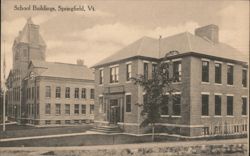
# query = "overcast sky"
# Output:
<box><xmin>1</xmin><ymin>0</ymin><xmax>249</xmax><ymax>78</ymax></box>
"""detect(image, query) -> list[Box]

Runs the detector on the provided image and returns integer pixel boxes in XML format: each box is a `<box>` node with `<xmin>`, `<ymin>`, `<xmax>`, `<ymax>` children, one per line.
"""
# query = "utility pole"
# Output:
<box><xmin>2</xmin><ymin>40</ymin><xmax>6</xmax><ymax>131</ymax></box>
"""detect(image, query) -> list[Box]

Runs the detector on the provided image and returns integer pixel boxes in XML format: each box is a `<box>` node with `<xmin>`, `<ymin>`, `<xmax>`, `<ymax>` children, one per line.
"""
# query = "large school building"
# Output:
<box><xmin>92</xmin><ymin>24</ymin><xmax>248</xmax><ymax>136</ymax></box>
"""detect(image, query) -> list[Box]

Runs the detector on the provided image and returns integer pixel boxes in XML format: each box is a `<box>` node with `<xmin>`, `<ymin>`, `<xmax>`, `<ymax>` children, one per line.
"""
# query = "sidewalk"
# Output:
<box><xmin>0</xmin><ymin>122</ymin><xmax>17</xmax><ymax>126</ymax></box>
<box><xmin>0</xmin><ymin>138</ymin><xmax>247</xmax><ymax>151</ymax></box>
<box><xmin>0</xmin><ymin>131</ymin><xmax>103</xmax><ymax>142</ymax></box>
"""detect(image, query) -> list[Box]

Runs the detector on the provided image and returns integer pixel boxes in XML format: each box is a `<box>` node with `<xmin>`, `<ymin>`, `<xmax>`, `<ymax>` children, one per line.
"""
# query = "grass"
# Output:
<box><xmin>0</xmin><ymin>124</ymin><xmax>92</xmax><ymax>139</ymax></box>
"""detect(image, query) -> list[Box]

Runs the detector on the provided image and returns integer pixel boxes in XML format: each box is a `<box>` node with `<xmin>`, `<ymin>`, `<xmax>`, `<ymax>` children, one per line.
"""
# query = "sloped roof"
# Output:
<box><xmin>93</xmin><ymin>31</ymin><xmax>247</xmax><ymax>67</ymax></box>
<box><xmin>14</xmin><ymin>18</ymin><xmax>46</xmax><ymax>47</ymax></box>
<box><xmin>30</xmin><ymin>60</ymin><xmax>94</xmax><ymax>80</ymax></box>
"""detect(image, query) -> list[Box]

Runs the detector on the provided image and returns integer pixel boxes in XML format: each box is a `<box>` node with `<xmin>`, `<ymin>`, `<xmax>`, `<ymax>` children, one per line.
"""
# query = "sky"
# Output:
<box><xmin>1</xmin><ymin>0</ymin><xmax>249</xmax><ymax>80</ymax></box>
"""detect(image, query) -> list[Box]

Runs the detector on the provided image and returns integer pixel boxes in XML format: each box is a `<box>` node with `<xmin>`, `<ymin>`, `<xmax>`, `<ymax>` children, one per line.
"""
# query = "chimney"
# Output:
<box><xmin>76</xmin><ymin>59</ymin><xmax>84</xmax><ymax>65</ymax></box>
<box><xmin>195</xmin><ymin>24</ymin><xmax>219</xmax><ymax>44</ymax></box>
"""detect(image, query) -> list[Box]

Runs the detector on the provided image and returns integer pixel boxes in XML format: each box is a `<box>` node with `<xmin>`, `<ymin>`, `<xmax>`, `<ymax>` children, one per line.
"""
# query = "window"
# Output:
<box><xmin>242</xmin><ymin>69</ymin><xmax>247</xmax><ymax>87</ymax></box>
<box><xmin>81</xmin><ymin>88</ymin><xmax>86</xmax><ymax>99</ymax></box>
<box><xmin>45</xmin><ymin>120</ymin><xmax>51</xmax><ymax>125</ymax></box>
<box><xmin>90</xmin><ymin>105</ymin><xmax>94</xmax><ymax>114</ymax></box>
<box><xmin>173</xmin><ymin>94</ymin><xmax>181</xmax><ymax>116</ymax></box>
<box><xmin>75</xmin><ymin>88</ymin><xmax>79</xmax><ymax>98</ymax></box>
<box><xmin>55</xmin><ymin>104</ymin><xmax>61</xmax><ymax>115</ymax></box>
<box><xmin>56</xmin><ymin>87</ymin><xmax>61</xmax><ymax>98</ymax></box>
<box><xmin>215</xmin><ymin>63</ymin><xmax>222</xmax><ymax>84</ymax></box>
<box><xmin>152</xmin><ymin>63</ymin><xmax>157</xmax><ymax>77</ymax></box>
<box><xmin>74</xmin><ymin>120</ymin><xmax>80</xmax><ymax>124</ymax></box>
<box><xmin>65</xmin><ymin>104</ymin><xmax>70</xmax><ymax>115</ymax></box>
<box><xmin>56</xmin><ymin>120</ymin><xmax>61</xmax><ymax>124</ymax></box>
<box><xmin>23</xmin><ymin>49</ymin><xmax>28</xmax><ymax>57</ymax></box>
<box><xmin>202</xmin><ymin>94</ymin><xmax>209</xmax><ymax>116</ymax></box>
<box><xmin>82</xmin><ymin>104</ymin><xmax>86</xmax><ymax>114</ymax></box>
<box><xmin>65</xmin><ymin>87</ymin><xmax>70</xmax><ymax>98</ymax></box>
<box><xmin>45</xmin><ymin>86</ymin><xmax>51</xmax><ymax>98</ymax></box>
<box><xmin>37</xmin><ymin>103</ymin><xmax>39</xmax><ymax>115</ymax></box>
<box><xmin>215</xmin><ymin>95</ymin><xmax>221</xmax><ymax>116</ymax></box>
<box><xmin>126</xmin><ymin>64</ymin><xmax>132</xmax><ymax>81</ymax></box>
<box><xmin>227</xmin><ymin>96</ymin><xmax>233</xmax><ymax>116</ymax></box>
<box><xmin>36</xmin><ymin>86</ymin><xmax>39</xmax><ymax>99</ymax></box>
<box><xmin>227</xmin><ymin>65</ymin><xmax>234</xmax><ymax>85</ymax></box>
<box><xmin>28</xmin><ymin>88</ymin><xmax>31</xmax><ymax>99</ymax></box>
<box><xmin>202</xmin><ymin>61</ymin><xmax>209</xmax><ymax>82</ymax></box>
<box><xmin>99</xmin><ymin>69</ymin><xmax>103</xmax><ymax>84</ymax></box>
<box><xmin>32</xmin><ymin>87</ymin><xmax>35</xmax><ymax>99</ymax></box>
<box><xmin>242</xmin><ymin>97</ymin><xmax>247</xmax><ymax>115</ymax></box>
<box><xmin>110</xmin><ymin>66</ymin><xmax>119</xmax><ymax>83</ymax></box>
<box><xmin>173</xmin><ymin>61</ymin><xmax>182</xmax><ymax>82</ymax></box>
<box><xmin>126</xmin><ymin>94</ymin><xmax>131</xmax><ymax>112</ymax></box>
<box><xmin>26</xmin><ymin>88</ymin><xmax>28</xmax><ymax>100</ymax></box>
<box><xmin>90</xmin><ymin>89</ymin><xmax>95</xmax><ymax>99</ymax></box>
<box><xmin>74</xmin><ymin>104</ymin><xmax>79</xmax><ymax>114</ymax></box>
<box><xmin>143</xmin><ymin>94</ymin><xmax>147</xmax><ymax>105</ymax></box>
<box><xmin>15</xmin><ymin>52</ymin><xmax>19</xmax><ymax>60</ymax></box>
<box><xmin>45</xmin><ymin>103</ymin><xmax>51</xmax><ymax>114</ymax></box>
<box><xmin>65</xmin><ymin>120</ymin><xmax>71</xmax><ymax>124</ymax></box>
<box><xmin>161</xmin><ymin>95</ymin><xmax>169</xmax><ymax>115</ymax></box>
<box><xmin>99</xmin><ymin>97</ymin><xmax>103</xmax><ymax>113</ymax></box>
<box><xmin>144</xmin><ymin>63</ymin><xmax>148</xmax><ymax>80</ymax></box>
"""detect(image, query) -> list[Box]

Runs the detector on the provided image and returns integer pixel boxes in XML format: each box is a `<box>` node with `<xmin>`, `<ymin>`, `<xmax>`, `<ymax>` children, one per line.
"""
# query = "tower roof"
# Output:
<box><xmin>14</xmin><ymin>17</ymin><xmax>46</xmax><ymax>47</ymax></box>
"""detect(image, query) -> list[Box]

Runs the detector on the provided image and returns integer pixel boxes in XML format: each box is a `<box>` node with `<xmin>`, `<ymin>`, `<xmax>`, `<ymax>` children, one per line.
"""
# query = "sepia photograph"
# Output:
<box><xmin>0</xmin><ymin>0</ymin><xmax>249</xmax><ymax>155</ymax></box>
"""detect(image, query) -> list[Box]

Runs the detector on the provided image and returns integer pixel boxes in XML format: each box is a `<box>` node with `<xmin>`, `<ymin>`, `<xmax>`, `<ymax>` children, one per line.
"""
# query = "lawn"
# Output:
<box><xmin>0</xmin><ymin>124</ymin><xmax>93</xmax><ymax>139</ymax></box>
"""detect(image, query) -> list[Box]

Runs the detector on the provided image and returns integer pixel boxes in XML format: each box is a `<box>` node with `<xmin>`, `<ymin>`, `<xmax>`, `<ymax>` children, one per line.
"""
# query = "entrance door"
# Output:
<box><xmin>109</xmin><ymin>99</ymin><xmax>120</xmax><ymax>124</ymax></box>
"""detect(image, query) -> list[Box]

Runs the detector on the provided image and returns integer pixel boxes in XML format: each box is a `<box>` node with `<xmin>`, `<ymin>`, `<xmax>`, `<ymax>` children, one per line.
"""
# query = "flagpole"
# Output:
<box><xmin>3</xmin><ymin>40</ymin><xmax>6</xmax><ymax>131</ymax></box>
<box><xmin>158</xmin><ymin>35</ymin><xmax>162</xmax><ymax>58</ymax></box>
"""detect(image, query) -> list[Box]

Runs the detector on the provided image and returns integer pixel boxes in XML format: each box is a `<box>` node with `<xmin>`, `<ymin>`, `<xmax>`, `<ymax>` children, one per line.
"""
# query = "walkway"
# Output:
<box><xmin>0</xmin><ymin>138</ymin><xmax>247</xmax><ymax>151</ymax></box>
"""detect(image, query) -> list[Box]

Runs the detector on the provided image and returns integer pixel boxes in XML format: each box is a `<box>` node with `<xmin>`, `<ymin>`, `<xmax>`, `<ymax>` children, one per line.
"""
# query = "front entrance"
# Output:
<box><xmin>107</xmin><ymin>98</ymin><xmax>124</xmax><ymax>124</ymax></box>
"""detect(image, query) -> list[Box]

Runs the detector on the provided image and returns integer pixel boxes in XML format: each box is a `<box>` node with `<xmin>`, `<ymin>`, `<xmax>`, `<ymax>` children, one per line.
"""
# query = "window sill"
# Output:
<box><xmin>214</xmin><ymin>83</ymin><xmax>222</xmax><ymax>85</ymax></box>
<box><xmin>227</xmin><ymin>85</ymin><xmax>234</xmax><ymax>87</ymax></box>
<box><xmin>109</xmin><ymin>82</ymin><xmax>119</xmax><ymax>85</ymax></box>
<box><xmin>172</xmin><ymin>115</ymin><xmax>181</xmax><ymax>118</ymax></box>
<box><xmin>125</xmin><ymin>112</ymin><xmax>132</xmax><ymax>114</ymax></box>
<box><xmin>201</xmin><ymin>116</ymin><xmax>210</xmax><ymax>118</ymax></box>
<box><xmin>214</xmin><ymin>115</ymin><xmax>222</xmax><ymax>117</ymax></box>
<box><xmin>99</xmin><ymin>84</ymin><xmax>103</xmax><ymax>86</ymax></box>
<box><xmin>201</xmin><ymin>82</ymin><xmax>210</xmax><ymax>85</ymax></box>
<box><xmin>126</xmin><ymin>81</ymin><xmax>132</xmax><ymax>83</ymax></box>
<box><xmin>172</xmin><ymin>82</ymin><xmax>182</xmax><ymax>84</ymax></box>
<box><xmin>160</xmin><ymin>115</ymin><xmax>169</xmax><ymax>117</ymax></box>
<box><xmin>241</xmin><ymin>115</ymin><xmax>247</xmax><ymax>117</ymax></box>
<box><xmin>242</xmin><ymin>87</ymin><xmax>247</xmax><ymax>89</ymax></box>
<box><xmin>226</xmin><ymin>115</ymin><xmax>234</xmax><ymax>117</ymax></box>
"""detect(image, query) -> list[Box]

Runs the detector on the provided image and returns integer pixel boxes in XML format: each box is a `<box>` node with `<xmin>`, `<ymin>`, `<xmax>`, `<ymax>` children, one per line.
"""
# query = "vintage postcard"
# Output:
<box><xmin>0</xmin><ymin>0</ymin><xmax>249</xmax><ymax>155</ymax></box>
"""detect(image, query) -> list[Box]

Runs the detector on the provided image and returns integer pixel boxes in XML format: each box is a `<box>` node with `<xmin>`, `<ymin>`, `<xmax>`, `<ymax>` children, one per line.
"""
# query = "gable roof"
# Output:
<box><xmin>93</xmin><ymin>31</ymin><xmax>247</xmax><ymax>67</ymax></box>
<box><xmin>29</xmin><ymin>60</ymin><xmax>94</xmax><ymax>80</ymax></box>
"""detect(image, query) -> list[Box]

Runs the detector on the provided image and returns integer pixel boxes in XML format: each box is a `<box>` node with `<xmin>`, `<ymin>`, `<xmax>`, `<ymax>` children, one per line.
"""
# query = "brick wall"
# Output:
<box><xmin>24</xmin><ymin>77</ymin><xmax>94</xmax><ymax>125</ymax></box>
<box><xmin>190</xmin><ymin>56</ymin><xmax>248</xmax><ymax>136</ymax></box>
